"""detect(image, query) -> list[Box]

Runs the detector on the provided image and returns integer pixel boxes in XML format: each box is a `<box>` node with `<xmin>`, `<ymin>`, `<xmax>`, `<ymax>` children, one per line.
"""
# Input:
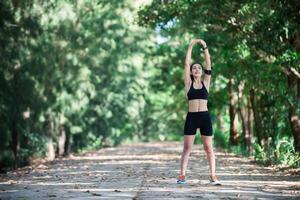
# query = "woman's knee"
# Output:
<box><xmin>203</xmin><ymin>144</ymin><xmax>213</xmax><ymax>154</ymax></box>
<box><xmin>183</xmin><ymin>145</ymin><xmax>193</xmax><ymax>154</ymax></box>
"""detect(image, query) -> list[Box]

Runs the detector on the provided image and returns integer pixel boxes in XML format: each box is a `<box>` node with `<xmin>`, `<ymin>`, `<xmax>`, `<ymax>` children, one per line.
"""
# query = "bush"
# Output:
<box><xmin>0</xmin><ymin>150</ymin><xmax>16</xmax><ymax>172</ymax></box>
<box><xmin>213</xmin><ymin>128</ymin><xmax>228</xmax><ymax>148</ymax></box>
<box><xmin>253</xmin><ymin>143</ymin><xmax>267</xmax><ymax>164</ymax></box>
<box><xmin>253</xmin><ymin>138</ymin><xmax>300</xmax><ymax>168</ymax></box>
<box><xmin>275</xmin><ymin>139</ymin><xmax>300</xmax><ymax>167</ymax></box>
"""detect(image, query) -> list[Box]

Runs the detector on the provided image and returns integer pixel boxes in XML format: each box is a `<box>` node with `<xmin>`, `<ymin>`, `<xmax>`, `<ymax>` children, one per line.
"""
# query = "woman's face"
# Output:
<box><xmin>191</xmin><ymin>64</ymin><xmax>202</xmax><ymax>78</ymax></box>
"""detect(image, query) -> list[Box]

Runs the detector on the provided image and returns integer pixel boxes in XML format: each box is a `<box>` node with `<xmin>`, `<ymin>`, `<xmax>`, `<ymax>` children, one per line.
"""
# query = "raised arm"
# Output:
<box><xmin>184</xmin><ymin>40</ymin><xmax>197</xmax><ymax>85</ymax></box>
<box><xmin>197</xmin><ymin>39</ymin><xmax>212</xmax><ymax>89</ymax></box>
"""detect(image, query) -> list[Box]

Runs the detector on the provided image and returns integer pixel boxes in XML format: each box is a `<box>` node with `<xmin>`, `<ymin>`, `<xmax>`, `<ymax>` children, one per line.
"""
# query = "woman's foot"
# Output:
<box><xmin>177</xmin><ymin>174</ymin><xmax>186</xmax><ymax>184</ymax></box>
<box><xmin>209</xmin><ymin>175</ymin><xmax>221</xmax><ymax>186</ymax></box>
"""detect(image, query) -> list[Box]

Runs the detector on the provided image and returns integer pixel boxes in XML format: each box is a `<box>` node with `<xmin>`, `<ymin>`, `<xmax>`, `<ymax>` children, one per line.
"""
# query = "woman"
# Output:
<box><xmin>177</xmin><ymin>39</ymin><xmax>221</xmax><ymax>185</ymax></box>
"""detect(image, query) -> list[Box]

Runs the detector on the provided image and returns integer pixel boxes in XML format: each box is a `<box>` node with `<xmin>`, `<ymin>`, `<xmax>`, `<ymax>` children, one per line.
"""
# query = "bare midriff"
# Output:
<box><xmin>188</xmin><ymin>99</ymin><xmax>208</xmax><ymax>112</ymax></box>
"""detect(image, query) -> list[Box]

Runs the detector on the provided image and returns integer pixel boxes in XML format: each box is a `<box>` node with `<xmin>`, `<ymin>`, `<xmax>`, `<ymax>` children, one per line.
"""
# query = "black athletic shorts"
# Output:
<box><xmin>183</xmin><ymin>111</ymin><xmax>213</xmax><ymax>136</ymax></box>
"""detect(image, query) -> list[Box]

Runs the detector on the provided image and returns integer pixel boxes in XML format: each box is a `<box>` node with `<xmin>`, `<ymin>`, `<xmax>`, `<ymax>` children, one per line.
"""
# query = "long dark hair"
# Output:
<box><xmin>190</xmin><ymin>62</ymin><xmax>203</xmax><ymax>82</ymax></box>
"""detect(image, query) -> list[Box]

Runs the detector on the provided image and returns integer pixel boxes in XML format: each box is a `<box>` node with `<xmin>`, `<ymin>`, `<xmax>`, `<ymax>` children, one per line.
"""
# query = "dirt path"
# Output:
<box><xmin>0</xmin><ymin>141</ymin><xmax>299</xmax><ymax>199</ymax></box>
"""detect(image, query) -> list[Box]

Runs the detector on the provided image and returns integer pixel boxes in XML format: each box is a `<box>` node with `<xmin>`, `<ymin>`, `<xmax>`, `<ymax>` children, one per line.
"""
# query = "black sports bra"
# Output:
<box><xmin>187</xmin><ymin>80</ymin><xmax>208</xmax><ymax>100</ymax></box>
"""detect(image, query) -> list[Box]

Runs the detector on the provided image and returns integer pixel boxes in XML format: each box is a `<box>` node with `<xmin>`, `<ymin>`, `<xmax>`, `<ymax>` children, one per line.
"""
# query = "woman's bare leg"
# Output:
<box><xmin>201</xmin><ymin>135</ymin><xmax>216</xmax><ymax>177</ymax></box>
<box><xmin>180</xmin><ymin>135</ymin><xmax>196</xmax><ymax>176</ymax></box>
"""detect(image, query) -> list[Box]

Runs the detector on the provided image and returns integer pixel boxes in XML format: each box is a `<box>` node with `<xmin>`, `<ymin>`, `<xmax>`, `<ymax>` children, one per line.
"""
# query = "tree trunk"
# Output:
<box><xmin>11</xmin><ymin>119</ymin><xmax>19</xmax><ymax>167</ymax></box>
<box><xmin>229</xmin><ymin>78</ymin><xmax>239</xmax><ymax>145</ymax></box>
<box><xmin>237</xmin><ymin>81</ymin><xmax>252</xmax><ymax>153</ymax></box>
<box><xmin>287</xmin><ymin>74</ymin><xmax>300</xmax><ymax>152</ymax></box>
<box><xmin>64</xmin><ymin>126</ymin><xmax>71</xmax><ymax>156</ymax></box>
<box><xmin>247</xmin><ymin>97</ymin><xmax>253</xmax><ymax>153</ymax></box>
<box><xmin>11</xmin><ymin>73</ymin><xmax>20</xmax><ymax>167</ymax></box>
<box><xmin>22</xmin><ymin>118</ymin><xmax>30</xmax><ymax>165</ymax></box>
<box><xmin>46</xmin><ymin>115</ymin><xmax>55</xmax><ymax>161</ymax></box>
<box><xmin>249</xmin><ymin>88</ymin><xmax>264</xmax><ymax>146</ymax></box>
<box><xmin>58</xmin><ymin>123</ymin><xmax>66</xmax><ymax>156</ymax></box>
<box><xmin>217</xmin><ymin>108</ymin><xmax>225</xmax><ymax>133</ymax></box>
<box><xmin>239</xmin><ymin>100</ymin><xmax>252</xmax><ymax>153</ymax></box>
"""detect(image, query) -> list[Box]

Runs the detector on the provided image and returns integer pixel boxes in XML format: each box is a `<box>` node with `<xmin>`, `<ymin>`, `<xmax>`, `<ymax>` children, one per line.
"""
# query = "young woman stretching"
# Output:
<box><xmin>177</xmin><ymin>39</ymin><xmax>221</xmax><ymax>185</ymax></box>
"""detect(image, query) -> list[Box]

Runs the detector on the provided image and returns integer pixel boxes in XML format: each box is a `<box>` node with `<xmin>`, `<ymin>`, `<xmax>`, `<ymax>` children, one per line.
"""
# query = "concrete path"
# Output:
<box><xmin>0</xmin><ymin>141</ymin><xmax>299</xmax><ymax>199</ymax></box>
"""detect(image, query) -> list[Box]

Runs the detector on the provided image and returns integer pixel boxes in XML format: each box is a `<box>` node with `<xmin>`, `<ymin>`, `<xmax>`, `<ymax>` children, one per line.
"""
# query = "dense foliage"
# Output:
<box><xmin>0</xmin><ymin>0</ymin><xmax>161</xmax><ymax>171</ymax></box>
